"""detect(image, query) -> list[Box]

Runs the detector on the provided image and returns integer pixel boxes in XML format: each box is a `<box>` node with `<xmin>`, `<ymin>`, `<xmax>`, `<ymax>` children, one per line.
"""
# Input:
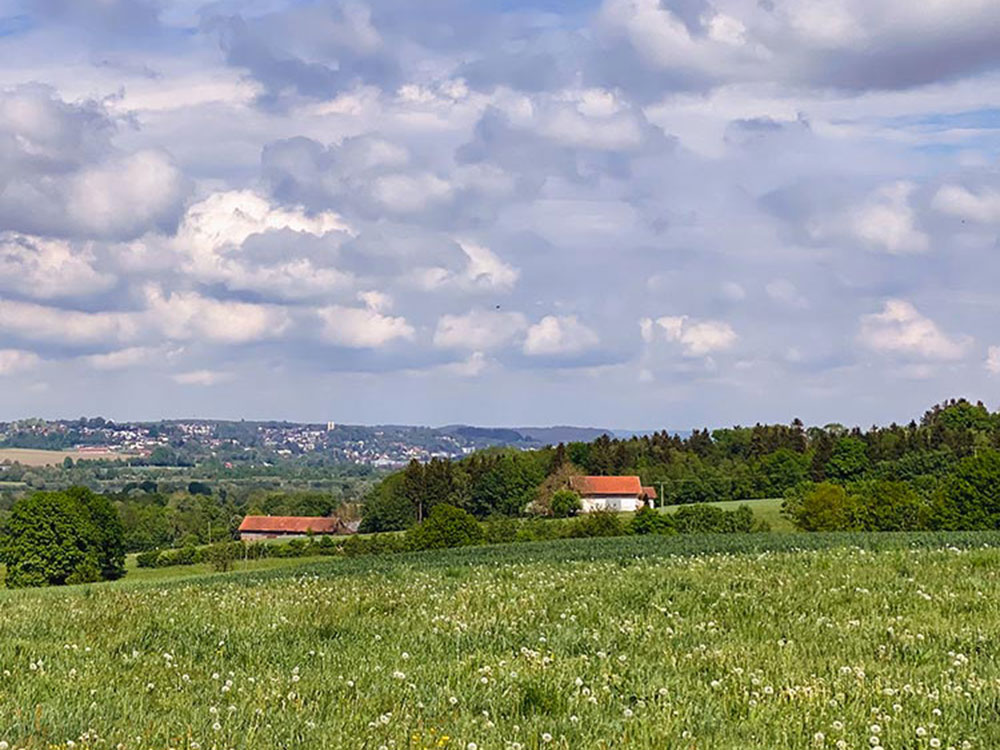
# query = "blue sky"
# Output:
<box><xmin>0</xmin><ymin>0</ymin><xmax>999</xmax><ymax>430</ymax></box>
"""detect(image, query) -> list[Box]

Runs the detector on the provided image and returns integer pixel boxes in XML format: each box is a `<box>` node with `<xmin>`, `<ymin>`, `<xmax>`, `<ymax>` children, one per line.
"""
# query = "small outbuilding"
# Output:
<box><xmin>238</xmin><ymin>515</ymin><xmax>354</xmax><ymax>541</ymax></box>
<box><xmin>641</xmin><ymin>486</ymin><xmax>657</xmax><ymax>508</ymax></box>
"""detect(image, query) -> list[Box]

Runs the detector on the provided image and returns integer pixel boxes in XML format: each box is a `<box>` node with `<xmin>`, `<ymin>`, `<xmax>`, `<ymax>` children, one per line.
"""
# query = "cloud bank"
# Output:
<box><xmin>0</xmin><ymin>0</ymin><xmax>999</xmax><ymax>427</ymax></box>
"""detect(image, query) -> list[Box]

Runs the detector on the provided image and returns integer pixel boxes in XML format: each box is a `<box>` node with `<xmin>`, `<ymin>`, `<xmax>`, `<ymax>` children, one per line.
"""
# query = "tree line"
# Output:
<box><xmin>361</xmin><ymin>399</ymin><xmax>1000</xmax><ymax>532</ymax></box>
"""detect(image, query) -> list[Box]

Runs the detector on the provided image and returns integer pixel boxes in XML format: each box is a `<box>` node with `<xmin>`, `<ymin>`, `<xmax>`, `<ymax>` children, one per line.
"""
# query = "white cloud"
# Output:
<box><xmin>0</xmin><ymin>349</ymin><xmax>41</xmax><ymax>375</ymax></box>
<box><xmin>532</xmin><ymin>90</ymin><xmax>645</xmax><ymax>150</ymax></box>
<box><xmin>850</xmin><ymin>182</ymin><xmax>929</xmax><ymax>254</ymax></box>
<box><xmin>523</xmin><ymin>315</ymin><xmax>600</xmax><ymax>356</ymax></box>
<box><xmin>0</xmin><ymin>298</ymin><xmax>140</xmax><ymax>344</ymax></box>
<box><xmin>317</xmin><ymin>305</ymin><xmax>415</xmax><ymax>348</ymax></box>
<box><xmin>106</xmin><ymin>71</ymin><xmax>262</xmax><ymax>113</ymax></box>
<box><xmin>721</xmin><ymin>282</ymin><xmax>747</xmax><ymax>302</ymax></box>
<box><xmin>79</xmin><ymin>346</ymin><xmax>178</xmax><ymax>371</ymax></box>
<box><xmin>766</xmin><ymin>279</ymin><xmax>808</xmax><ymax>308</ymax></box>
<box><xmin>644</xmin><ymin>315</ymin><xmax>738</xmax><ymax>356</ymax></box>
<box><xmin>65</xmin><ymin>150</ymin><xmax>186</xmax><ymax>239</ymax></box>
<box><xmin>175</xmin><ymin>190</ymin><xmax>353</xmax><ymax>298</ymax></box>
<box><xmin>858</xmin><ymin>299</ymin><xmax>970</xmax><ymax>360</ymax></box>
<box><xmin>442</xmin><ymin>351</ymin><xmax>490</xmax><ymax>377</ymax></box>
<box><xmin>433</xmin><ymin>309</ymin><xmax>528</xmax><ymax>350</ymax></box>
<box><xmin>0</xmin><ymin>233</ymin><xmax>114</xmax><ymax>299</ymax></box>
<box><xmin>172</xmin><ymin>370</ymin><xmax>232</xmax><ymax>386</ymax></box>
<box><xmin>415</xmin><ymin>240</ymin><xmax>520</xmax><ymax>294</ymax></box>
<box><xmin>986</xmin><ymin>346</ymin><xmax>1000</xmax><ymax>374</ymax></box>
<box><xmin>357</xmin><ymin>290</ymin><xmax>393</xmax><ymax>312</ymax></box>
<box><xmin>599</xmin><ymin>0</ymin><xmax>708</xmax><ymax>69</ymax></box>
<box><xmin>371</xmin><ymin>173</ymin><xmax>453</xmax><ymax>212</ymax></box>
<box><xmin>932</xmin><ymin>185</ymin><xmax>1000</xmax><ymax>223</ymax></box>
<box><xmin>144</xmin><ymin>286</ymin><xmax>291</xmax><ymax>344</ymax></box>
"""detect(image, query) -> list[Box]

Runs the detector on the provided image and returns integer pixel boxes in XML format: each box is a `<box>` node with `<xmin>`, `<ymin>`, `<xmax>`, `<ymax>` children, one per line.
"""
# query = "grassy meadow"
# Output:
<box><xmin>2</xmin><ymin>533</ymin><xmax>1000</xmax><ymax>749</ymax></box>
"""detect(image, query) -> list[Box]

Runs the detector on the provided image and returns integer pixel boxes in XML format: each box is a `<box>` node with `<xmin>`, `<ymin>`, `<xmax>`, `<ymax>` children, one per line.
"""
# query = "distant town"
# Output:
<box><xmin>0</xmin><ymin>418</ymin><xmax>614</xmax><ymax>467</ymax></box>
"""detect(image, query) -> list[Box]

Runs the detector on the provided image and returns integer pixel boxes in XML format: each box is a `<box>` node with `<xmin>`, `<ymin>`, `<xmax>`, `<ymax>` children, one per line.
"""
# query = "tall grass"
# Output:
<box><xmin>1</xmin><ymin>532</ymin><xmax>999</xmax><ymax>748</ymax></box>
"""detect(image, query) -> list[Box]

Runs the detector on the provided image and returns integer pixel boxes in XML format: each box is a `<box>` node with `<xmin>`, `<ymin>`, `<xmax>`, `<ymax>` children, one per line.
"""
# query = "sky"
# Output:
<box><xmin>0</xmin><ymin>0</ymin><xmax>999</xmax><ymax>430</ymax></box>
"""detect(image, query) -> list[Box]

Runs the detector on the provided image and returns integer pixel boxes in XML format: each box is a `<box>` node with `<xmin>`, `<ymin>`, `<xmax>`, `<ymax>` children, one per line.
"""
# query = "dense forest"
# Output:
<box><xmin>362</xmin><ymin>399</ymin><xmax>1000</xmax><ymax>532</ymax></box>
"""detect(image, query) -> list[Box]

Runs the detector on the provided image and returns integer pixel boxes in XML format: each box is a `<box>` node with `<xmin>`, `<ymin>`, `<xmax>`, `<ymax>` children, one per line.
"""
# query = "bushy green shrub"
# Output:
<box><xmin>407</xmin><ymin>504</ymin><xmax>484</xmax><ymax>551</ymax></box>
<box><xmin>65</xmin><ymin>559</ymin><xmax>102</xmax><ymax>585</ymax></box>
<box><xmin>850</xmin><ymin>480</ymin><xmax>927</xmax><ymax>531</ymax></box>
<box><xmin>159</xmin><ymin>545</ymin><xmax>198</xmax><ymax>567</ymax></box>
<box><xmin>483</xmin><ymin>516</ymin><xmax>520</xmax><ymax>544</ymax></box>
<box><xmin>341</xmin><ymin>534</ymin><xmax>371</xmax><ymax>557</ymax></box>
<box><xmin>782</xmin><ymin>483</ymin><xmax>859</xmax><ymax>532</ymax></box>
<box><xmin>566</xmin><ymin>511</ymin><xmax>623</xmax><ymax>538</ymax></box>
<box><xmin>628</xmin><ymin>505</ymin><xmax>675</xmax><ymax>535</ymax></box>
<box><xmin>516</xmin><ymin>517</ymin><xmax>570</xmax><ymax>542</ymax></box>
<box><xmin>204</xmin><ymin>542</ymin><xmax>242</xmax><ymax>572</ymax></box>
<box><xmin>550</xmin><ymin>489</ymin><xmax>582</xmax><ymax>518</ymax></box>
<box><xmin>136</xmin><ymin>549</ymin><xmax>162</xmax><ymax>568</ymax></box>
<box><xmin>672</xmin><ymin>504</ymin><xmax>757</xmax><ymax>533</ymax></box>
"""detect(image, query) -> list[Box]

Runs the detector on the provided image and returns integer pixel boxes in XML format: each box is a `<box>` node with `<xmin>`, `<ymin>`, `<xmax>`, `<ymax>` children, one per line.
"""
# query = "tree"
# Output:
<box><xmin>755</xmin><ymin>449</ymin><xmax>809</xmax><ymax>497</ymax></box>
<box><xmin>470</xmin><ymin>454</ymin><xmax>540</xmax><ymax>517</ymax></box>
<box><xmin>406</xmin><ymin>504</ymin><xmax>484</xmax><ymax>550</ymax></box>
<box><xmin>360</xmin><ymin>472</ymin><xmax>415</xmax><ymax>532</ymax></box>
<box><xmin>783</xmin><ymin>483</ymin><xmax>858</xmax><ymax>532</ymax></box>
<box><xmin>0</xmin><ymin>488</ymin><xmax>126</xmax><ymax>587</ymax></box>
<box><xmin>68</xmin><ymin>487</ymin><xmax>126</xmax><ymax>580</ymax></box>
<box><xmin>402</xmin><ymin>459</ymin><xmax>427</xmax><ymax>522</ymax></box>
<box><xmin>550</xmin><ymin>489</ymin><xmax>582</xmax><ymax>518</ymax></box>
<box><xmin>0</xmin><ymin>491</ymin><xmax>99</xmax><ymax>587</ymax></box>
<box><xmin>825</xmin><ymin>438</ymin><xmax>869</xmax><ymax>482</ymax></box>
<box><xmin>930</xmin><ymin>451</ymin><xmax>1000</xmax><ymax>530</ymax></box>
<box><xmin>850</xmin><ymin>480</ymin><xmax>926</xmax><ymax>531</ymax></box>
<box><xmin>550</xmin><ymin>443</ymin><xmax>568</xmax><ymax>473</ymax></box>
<box><xmin>148</xmin><ymin>446</ymin><xmax>177</xmax><ymax>466</ymax></box>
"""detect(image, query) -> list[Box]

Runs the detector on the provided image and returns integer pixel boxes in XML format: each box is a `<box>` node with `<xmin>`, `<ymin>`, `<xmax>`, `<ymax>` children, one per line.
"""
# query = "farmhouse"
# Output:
<box><xmin>238</xmin><ymin>515</ymin><xmax>354</xmax><ymax>541</ymax></box>
<box><xmin>569</xmin><ymin>475</ymin><xmax>655</xmax><ymax>513</ymax></box>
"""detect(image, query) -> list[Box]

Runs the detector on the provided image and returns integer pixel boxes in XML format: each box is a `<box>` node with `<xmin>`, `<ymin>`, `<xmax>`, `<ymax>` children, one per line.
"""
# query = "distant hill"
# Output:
<box><xmin>440</xmin><ymin>425</ymin><xmax>615</xmax><ymax>444</ymax></box>
<box><xmin>0</xmin><ymin>418</ymin><xmax>632</xmax><ymax>467</ymax></box>
<box><xmin>443</xmin><ymin>426</ymin><xmax>533</xmax><ymax>443</ymax></box>
<box><xmin>512</xmin><ymin>426</ymin><xmax>615</xmax><ymax>444</ymax></box>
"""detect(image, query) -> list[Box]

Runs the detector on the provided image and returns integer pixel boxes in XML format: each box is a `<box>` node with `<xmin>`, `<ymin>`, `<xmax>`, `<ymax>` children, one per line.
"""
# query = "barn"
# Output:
<box><xmin>238</xmin><ymin>515</ymin><xmax>354</xmax><ymax>541</ymax></box>
<box><xmin>569</xmin><ymin>475</ymin><xmax>654</xmax><ymax>513</ymax></box>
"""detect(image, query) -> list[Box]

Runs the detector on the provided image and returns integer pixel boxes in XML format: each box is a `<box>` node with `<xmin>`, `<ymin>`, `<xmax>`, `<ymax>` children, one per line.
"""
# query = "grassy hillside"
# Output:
<box><xmin>660</xmin><ymin>497</ymin><xmax>795</xmax><ymax>532</ymax></box>
<box><xmin>1</xmin><ymin>532</ymin><xmax>1000</xmax><ymax>748</ymax></box>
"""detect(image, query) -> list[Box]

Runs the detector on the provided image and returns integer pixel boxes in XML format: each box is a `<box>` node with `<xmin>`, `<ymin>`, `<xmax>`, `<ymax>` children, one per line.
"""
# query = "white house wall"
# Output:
<box><xmin>581</xmin><ymin>495</ymin><xmax>639</xmax><ymax>513</ymax></box>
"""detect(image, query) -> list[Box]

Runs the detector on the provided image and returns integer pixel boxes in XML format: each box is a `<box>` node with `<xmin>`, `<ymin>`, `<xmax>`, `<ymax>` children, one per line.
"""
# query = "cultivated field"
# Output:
<box><xmin>0</xmin><ymin>448</ymin><xmax>134</xmax><ymax>466</ymax></box>
<box><xmin>1</xmin><ymin>533</ymin><xmax>999</xmax><ymax>749</ymax></box>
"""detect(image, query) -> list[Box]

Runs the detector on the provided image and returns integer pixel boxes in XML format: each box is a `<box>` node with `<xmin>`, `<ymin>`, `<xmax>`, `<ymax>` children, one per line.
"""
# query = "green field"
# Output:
<box><xmin>2</xmin><ymin>533</ymin><xmax>1000</xmax><ymax>749</ymax></box>
<box><xmin>660</xmin><ymin>497</ymin><xmax>796</xmax><ymax>532</ymax></box>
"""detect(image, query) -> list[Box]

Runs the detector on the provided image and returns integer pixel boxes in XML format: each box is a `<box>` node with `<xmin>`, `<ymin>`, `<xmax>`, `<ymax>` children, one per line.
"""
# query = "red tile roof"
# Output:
<box><xmin>569</xmin><ymin>475</ymin><xmax>643</xmax><ymax>496</ymax></box>
<box><xmin>238</xmin><ymin>515</ymin><xmax>342</xmax><ymax>534</ymax></box>
<box><xmin>642</xmin><ymin>486</ymin><xmax>657</xmax><ymax>499</ymax></box>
